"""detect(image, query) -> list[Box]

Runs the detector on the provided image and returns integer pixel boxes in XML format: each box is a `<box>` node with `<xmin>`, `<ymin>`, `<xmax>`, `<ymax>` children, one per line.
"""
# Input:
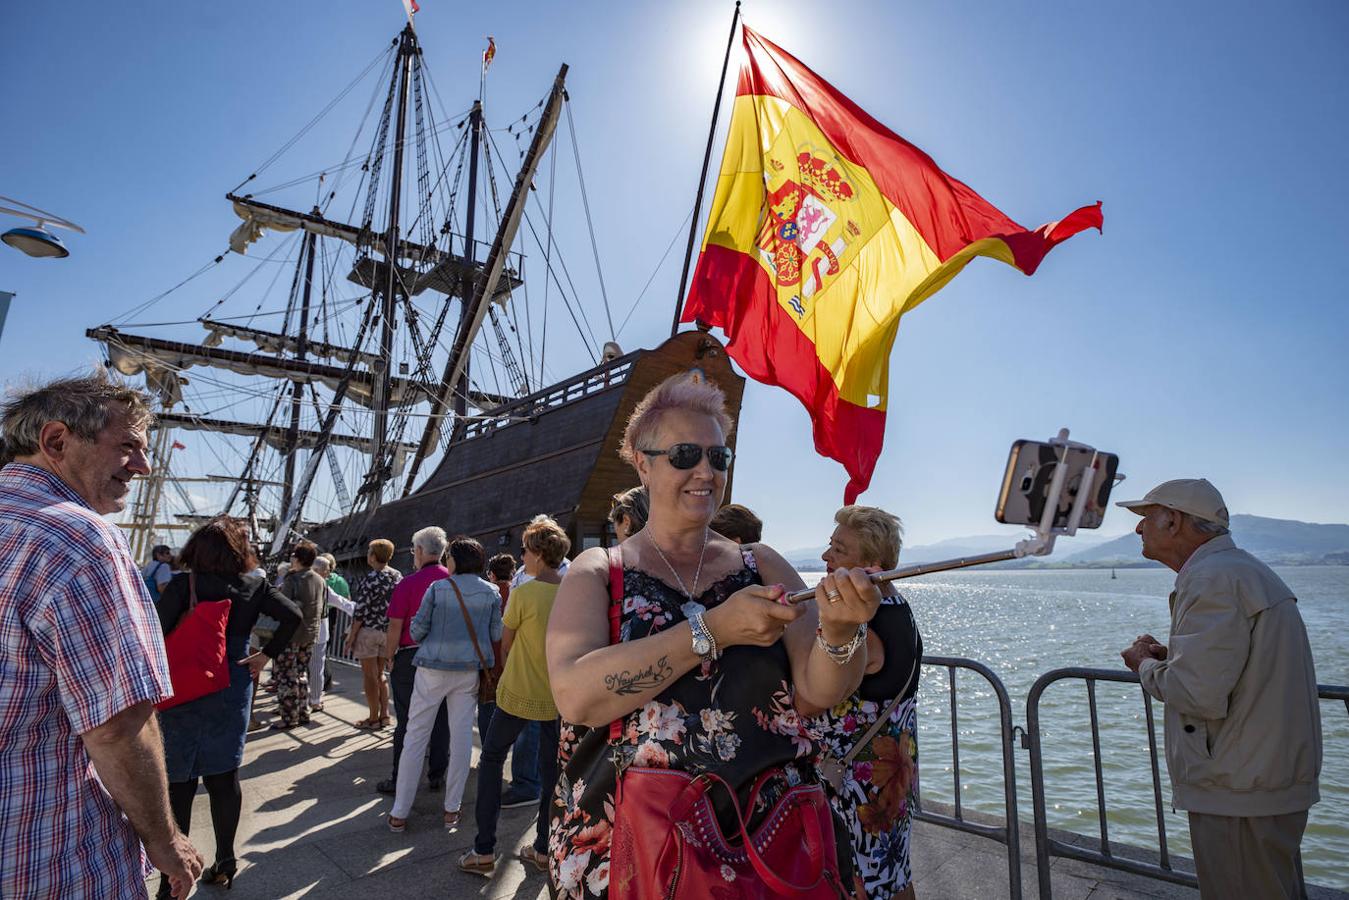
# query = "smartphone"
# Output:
<box><xmin>995</xmin><ymin>439</ymin><xmax>1120</xmax><ymax>530</ymax></box>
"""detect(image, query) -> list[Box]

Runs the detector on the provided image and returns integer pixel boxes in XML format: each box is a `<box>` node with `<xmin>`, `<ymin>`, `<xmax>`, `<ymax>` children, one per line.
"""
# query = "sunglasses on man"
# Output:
<box><xmin>639</xmin><ymin>443</ymin><xmax>734</xmax><ymax>471</ymax></box>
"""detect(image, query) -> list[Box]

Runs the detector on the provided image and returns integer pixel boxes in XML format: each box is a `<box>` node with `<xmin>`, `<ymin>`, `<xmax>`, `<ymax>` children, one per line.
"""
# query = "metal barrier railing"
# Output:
<box><xmin>1025</xmin><ymin>666</ymin><xmax>1348</xmax><ymax>899</ymax></box>
<box><xmin>916</xmin><ymin>655</ymin><xmax>1023</xmax><ymax>900</ymax></box>
<box><xmin>326</xmin><ymin>608</ymin><xmax>360</xmax><ymax>667</ymax></box>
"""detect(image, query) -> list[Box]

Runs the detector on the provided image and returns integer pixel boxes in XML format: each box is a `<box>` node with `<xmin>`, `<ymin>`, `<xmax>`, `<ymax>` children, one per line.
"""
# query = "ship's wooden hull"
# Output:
<box><xmin>307</xmin><ymin>330</ymin><xmax>744</xmax><ymax>570</ymax></box>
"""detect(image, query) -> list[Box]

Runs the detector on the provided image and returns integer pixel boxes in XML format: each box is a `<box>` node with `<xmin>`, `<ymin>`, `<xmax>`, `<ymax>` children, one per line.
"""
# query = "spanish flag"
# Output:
<box><xmin>683</xmin><ymin>26</ymin><xmax>1102</xmax><ymax>502</ymax></box>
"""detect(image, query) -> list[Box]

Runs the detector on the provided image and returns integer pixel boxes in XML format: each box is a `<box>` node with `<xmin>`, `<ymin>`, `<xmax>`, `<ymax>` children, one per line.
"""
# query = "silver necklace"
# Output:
<box><xmin>647</xmin><ymin>528</ymin><xmax>710</xmax><ymax>617</ymax></box>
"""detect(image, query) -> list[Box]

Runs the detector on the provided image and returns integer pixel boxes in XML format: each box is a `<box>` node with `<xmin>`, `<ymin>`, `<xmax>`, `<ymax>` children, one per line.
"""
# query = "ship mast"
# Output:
<box><xmin>90</xmin><ymin>27</ymin><xmax>555</xmax><ymax>554</ymax></box>
<box><xmin>455</xmin><ymin>101</ymin><xmax>483</xmax><ymax>424</ymax></box>
<box><xmin>369</xmin><ymin>25</ymin><xmax>418</xmax><ymax>512</ymax></box>
<box><xmin>280</xmin><ymin>227</ymin><xmax>317</xmax><ymax>516</ymax></box>
<box><xmin>402</xmin><ymin>65</ymin><xmax>570</xmax><ymax>494</ymax></box>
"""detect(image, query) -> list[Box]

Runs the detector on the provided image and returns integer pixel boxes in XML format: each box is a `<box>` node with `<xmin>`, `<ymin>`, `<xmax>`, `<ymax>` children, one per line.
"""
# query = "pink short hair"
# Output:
<box><xmin>620</xmin><ymin>373</ymin><xmax>733</xmax><ymax>468</ymax></box>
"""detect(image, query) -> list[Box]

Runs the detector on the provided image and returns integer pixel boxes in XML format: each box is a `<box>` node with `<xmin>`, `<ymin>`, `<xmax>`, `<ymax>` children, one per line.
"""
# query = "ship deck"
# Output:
<box><xmin>148</xmin><ymin>665</ymin><xmax>1344</xmax><ymax>900</ymax></box>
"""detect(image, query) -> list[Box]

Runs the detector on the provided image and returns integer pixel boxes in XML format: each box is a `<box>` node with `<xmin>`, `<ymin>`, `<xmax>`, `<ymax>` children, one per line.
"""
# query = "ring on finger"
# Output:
<box><xmin>825</xmin><ymin>588</ymin><xmax>841</xmax><ymax>603</ymax></box>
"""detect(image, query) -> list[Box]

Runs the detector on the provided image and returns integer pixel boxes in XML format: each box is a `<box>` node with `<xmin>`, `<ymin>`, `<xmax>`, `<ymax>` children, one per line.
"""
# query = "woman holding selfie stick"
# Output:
<box><xmin>817</xmin><ymin>505</ymin><xmax>923</xmax><ymax>900</ymax></box>
<box><xmin>547</xmin><ymin>373</ymin><xmax>882</xmax><ymax>898</ymax></box>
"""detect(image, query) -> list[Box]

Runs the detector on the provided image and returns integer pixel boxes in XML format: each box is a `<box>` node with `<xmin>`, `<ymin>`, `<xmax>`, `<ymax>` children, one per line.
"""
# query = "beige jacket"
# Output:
<box><xmin>1139</xmin><ymin>535</ymin><xmax>1321</xmax><ymax>817</ymax></box>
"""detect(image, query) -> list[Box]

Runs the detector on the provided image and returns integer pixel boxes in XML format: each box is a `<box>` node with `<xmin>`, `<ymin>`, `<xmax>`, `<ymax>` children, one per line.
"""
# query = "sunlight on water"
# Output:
<box><xmin>804</xmin><ymin>565</ymin><xmax>1349</xmax><ymax>889</ymax></box>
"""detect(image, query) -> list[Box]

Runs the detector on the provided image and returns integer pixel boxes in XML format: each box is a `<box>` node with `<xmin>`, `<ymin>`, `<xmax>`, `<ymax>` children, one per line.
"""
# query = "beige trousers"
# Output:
<box><xmin>1188</xmin><ymin>810</ymin><xmax>1308</xmax><ymax>900</ymax></box>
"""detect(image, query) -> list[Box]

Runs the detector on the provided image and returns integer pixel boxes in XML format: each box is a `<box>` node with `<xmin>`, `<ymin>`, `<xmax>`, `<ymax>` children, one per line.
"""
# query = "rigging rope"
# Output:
<box><xmin>564</xmin><ymin>100</ymin><xmax>615</xmax><ymax>340</ymax></box>
<box><xmin>617</xmin><ymin>209</ymin><xmax>693</xmax><ymax>339</ymax></box>
<box><xmin>230</xmin><ymin>43</ymin><xmax>395</xmax><ymax>194</ymax></box>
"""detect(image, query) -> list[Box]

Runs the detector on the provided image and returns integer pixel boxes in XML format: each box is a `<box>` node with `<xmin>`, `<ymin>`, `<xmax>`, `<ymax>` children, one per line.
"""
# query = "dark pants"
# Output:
<box><xmin>477</xmin><ymin>700</ymin><xmax>541</xmax><ymax>794</ymax></box>
<box><xmin>390</xmin><ymin>647</ymin><xmax>448</xmax><ymax>781</ymax></box>
<box><xmin>473</xmin><ymin>709</ymin><xmax>559</xmax><ymax>855</ymax></box>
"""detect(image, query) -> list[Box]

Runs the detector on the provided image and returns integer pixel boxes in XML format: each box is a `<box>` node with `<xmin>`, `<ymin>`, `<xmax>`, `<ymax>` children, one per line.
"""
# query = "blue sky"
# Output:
<box><xmin>2</xmin><ymin>0</ymin><xmax>1347</xmax><ymax>552</ymax></box>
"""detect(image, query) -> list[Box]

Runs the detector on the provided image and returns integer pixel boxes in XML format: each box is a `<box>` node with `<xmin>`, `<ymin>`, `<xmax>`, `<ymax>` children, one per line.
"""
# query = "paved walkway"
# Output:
<box><xmin>151</xmin><ymin>666</ymin><xmax>1339</xmax><ymax>899</ymax></box>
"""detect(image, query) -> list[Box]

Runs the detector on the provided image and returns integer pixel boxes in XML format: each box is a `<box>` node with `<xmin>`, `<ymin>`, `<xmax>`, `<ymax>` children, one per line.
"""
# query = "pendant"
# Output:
<box><xmin>681</xmin><ymin>600</ymin><xmax>706</xmax><ymax>619</ymax></box>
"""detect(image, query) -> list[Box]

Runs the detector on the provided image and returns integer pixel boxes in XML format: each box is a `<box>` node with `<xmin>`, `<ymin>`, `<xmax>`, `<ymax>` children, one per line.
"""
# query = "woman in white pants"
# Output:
<box><xmin>388</xmin><ymin>535</ymin><xmax>502</xmax><ymax>831</ymax></box>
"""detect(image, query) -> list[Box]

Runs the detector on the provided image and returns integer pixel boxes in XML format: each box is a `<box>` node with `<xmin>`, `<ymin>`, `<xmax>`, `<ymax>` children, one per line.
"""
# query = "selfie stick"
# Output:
<box><xmin>785</xmin><ymin>428</ymin><xmax>1117</xmax><ymax>604</ymax></box>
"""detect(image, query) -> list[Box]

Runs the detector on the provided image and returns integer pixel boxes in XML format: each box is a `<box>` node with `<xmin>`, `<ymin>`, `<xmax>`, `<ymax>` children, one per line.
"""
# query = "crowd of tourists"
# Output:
<box><xmin>0</xmin><ymin>369</ymin><xmax>1324</xmax><ymax>900</ymax></box>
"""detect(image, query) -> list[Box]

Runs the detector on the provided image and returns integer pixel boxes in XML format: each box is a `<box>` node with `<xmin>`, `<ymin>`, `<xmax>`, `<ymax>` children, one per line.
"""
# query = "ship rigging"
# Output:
<box><xmin>92</xmin><ymin>23</ymin><xmax>745</xmax><ymax>566</ymax></box>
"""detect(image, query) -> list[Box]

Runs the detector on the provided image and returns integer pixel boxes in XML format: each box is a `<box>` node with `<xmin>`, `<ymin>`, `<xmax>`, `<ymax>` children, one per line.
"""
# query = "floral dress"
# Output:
<box><xmin>814</xmin><ymin>593</ymin><xmax>922</xmax><ymax>898</ymax></box>
<box><xmin>353</xmin><ymin>566</ymin><xmax>401</xmax><ymax>631</ymax></box>
<box><xmin>549</xmin><ymin>549</ymin><xmax>826</xmax><ymax>899</ymax></box>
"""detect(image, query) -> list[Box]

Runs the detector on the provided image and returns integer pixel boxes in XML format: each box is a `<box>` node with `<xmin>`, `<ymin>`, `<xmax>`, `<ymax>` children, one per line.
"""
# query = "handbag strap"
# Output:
<box><xmin>187</xmin><ymin>572</ymin><xmax>198</xmax><ymax>612</ymax></box>
<box><xmin>605</xmin><ymin>544</ymin><xmax>624</xmax><ymax>743</ymax></box>
<box><xmin>674</xmin><ymin>769</ymin><xmax>829</xmax><ymax>895</ymax></box>
<box><xmin>447</xmin><ymin>578</ymin><xmax>491</xmax><ymax>671</ymax></box>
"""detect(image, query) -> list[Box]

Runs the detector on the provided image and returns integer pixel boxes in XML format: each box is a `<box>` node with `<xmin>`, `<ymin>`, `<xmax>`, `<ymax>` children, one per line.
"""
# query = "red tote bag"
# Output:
<box><xmin>156</xmin><ymin>574</ymin><xmax>232</xmax><ymax>711</ymax></box>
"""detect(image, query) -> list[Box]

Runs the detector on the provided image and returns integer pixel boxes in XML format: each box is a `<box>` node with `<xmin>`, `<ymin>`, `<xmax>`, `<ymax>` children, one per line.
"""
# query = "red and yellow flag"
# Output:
<box><xmin>682</xmin><ymin>26</ymin><xmax>1102</xmax><ymax>502</ymax></box>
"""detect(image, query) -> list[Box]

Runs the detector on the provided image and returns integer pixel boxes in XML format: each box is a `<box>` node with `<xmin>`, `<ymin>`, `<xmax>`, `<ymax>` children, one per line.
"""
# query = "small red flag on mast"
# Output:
<box><xmin>401</xmin><ymin>0</ymin><xmax>419</xmax><ymax>27</ymax></box>
<box><xmin>482</xmin><ymin>36</ymin><xmax>497</xmax><ymax>73</ymax></box>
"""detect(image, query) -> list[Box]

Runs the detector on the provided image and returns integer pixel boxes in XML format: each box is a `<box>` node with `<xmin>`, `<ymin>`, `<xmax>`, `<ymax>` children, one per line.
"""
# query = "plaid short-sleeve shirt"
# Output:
<box><xmin>0</xmin><ymin>463</ymin><xmax>172</xmax><ymax>898</ymax></box>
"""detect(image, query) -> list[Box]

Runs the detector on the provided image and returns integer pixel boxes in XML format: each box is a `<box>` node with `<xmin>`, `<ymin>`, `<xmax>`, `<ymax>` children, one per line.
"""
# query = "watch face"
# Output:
<box><xmin>692</xmin><ymin>635</ymin><xmax>711</xmax><ymax>656</ymax></box>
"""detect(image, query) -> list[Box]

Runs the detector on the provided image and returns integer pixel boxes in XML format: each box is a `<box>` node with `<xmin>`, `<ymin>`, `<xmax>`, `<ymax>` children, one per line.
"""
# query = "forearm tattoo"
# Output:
<box><xmin>604</xmin><ymin>656</ymin><xmax>674</xmax><ymax>695</ymax></box>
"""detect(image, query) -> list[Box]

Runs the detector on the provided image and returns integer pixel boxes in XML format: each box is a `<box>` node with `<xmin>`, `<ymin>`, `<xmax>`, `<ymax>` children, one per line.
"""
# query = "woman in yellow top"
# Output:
<box><xmin>460</xmin><ymin>515</ymin><xmax>570</xmax><ymax>877</ymax></box>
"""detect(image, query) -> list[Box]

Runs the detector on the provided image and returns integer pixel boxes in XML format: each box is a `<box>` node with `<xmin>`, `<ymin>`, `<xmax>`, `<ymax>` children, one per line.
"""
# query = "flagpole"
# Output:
<box><xmin>670</xmin><ymin>1</ymin><xmax>741</xmax><ymax>337</ymax></box>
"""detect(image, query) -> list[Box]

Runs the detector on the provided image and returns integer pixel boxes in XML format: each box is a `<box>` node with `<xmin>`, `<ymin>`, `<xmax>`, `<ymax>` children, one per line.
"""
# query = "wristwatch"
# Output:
<box><xmin>689</xmin><ymin>612</ymin><xmax>719</xmax><ymax>662</ymax></box>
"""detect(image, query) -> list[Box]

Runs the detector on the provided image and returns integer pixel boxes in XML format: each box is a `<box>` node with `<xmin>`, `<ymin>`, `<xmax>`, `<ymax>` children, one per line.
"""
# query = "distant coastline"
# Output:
<box><xmin>782</xmin><ymin>513</ymin><xmax>1349</xmax><ymax>572</ymax></box>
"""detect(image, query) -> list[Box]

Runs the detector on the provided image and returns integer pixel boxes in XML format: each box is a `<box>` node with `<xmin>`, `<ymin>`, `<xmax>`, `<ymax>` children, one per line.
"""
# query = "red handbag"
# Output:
<box><xmin>610</xmin><ymin>766</ymin><xmax>845</xmax><ymax>899</ymax></box>
<box><xmin>603</xmin><ymin>547</ymin><xmax>847</xmax><ymax>900</ymax></box>
<box><xmin>156</xmin><ymin>574</ymin><xmax>232</xmax><ymax>711</ymax></box>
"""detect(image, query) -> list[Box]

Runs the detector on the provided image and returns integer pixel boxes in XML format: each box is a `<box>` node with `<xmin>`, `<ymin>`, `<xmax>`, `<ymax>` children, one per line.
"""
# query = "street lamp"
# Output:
<box><xmin>0</xmin><ymin>196</ymin><xmax>85</xmax><ymax>259</ymax></box>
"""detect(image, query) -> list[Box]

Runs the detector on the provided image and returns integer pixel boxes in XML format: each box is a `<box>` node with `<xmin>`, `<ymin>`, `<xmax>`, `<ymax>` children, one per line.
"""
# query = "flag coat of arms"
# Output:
<box><xmin>683</xmin><ymin>25</ymin><xmax>1103</xmax><ymax>502</ymax></box>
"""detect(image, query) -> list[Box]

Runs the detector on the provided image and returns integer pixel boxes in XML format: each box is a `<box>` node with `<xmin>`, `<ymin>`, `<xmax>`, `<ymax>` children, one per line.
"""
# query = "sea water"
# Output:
<box><xmin>803</xmin><ymin>565</ymin><xmax>1348</xmax><ymax>889</ymax></box>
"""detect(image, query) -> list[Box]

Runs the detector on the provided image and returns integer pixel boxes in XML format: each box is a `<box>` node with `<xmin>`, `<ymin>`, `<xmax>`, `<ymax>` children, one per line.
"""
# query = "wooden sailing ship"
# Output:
<box><xmin>89</xmin><ymin>23</ymin><xmax>744</xmax><ymax>567</ymax></box>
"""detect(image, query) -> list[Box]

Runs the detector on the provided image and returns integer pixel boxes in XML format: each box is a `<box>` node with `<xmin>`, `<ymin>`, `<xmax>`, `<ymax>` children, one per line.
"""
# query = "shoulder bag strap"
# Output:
<box><xmin>605</xmin><ymin>544</ymin><xmax>624</xmax><ymax>743</ymax></box>
<box><xmin>448</xmin><ymin>578</ymin><xmax>491</xmax><ymax>671</ymax></box>
<box><xmin>187</xmin><ymin>572</ymin><xmax>198</xmax><ymax>612</ymax></box>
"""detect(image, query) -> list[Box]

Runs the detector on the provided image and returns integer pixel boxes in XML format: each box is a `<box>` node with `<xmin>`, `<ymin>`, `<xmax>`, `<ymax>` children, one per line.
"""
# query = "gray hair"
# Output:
<box><xmin>411</xmin><ymin>525</ymin><xmax>448</xmax><ymax>559</ymax></box>
<box><xmin>312</xmin><ymin>556</ymin><xmax>331</xmax><ymax>574</ymax></box>
<box><xmin>1151</xmin><ymin>506</ymin><xmax>1230</xmax><ymax>537</ymax></box>
<box><xmin>1181</xmin><ymin>511</ymin><xmax>1229</xmax><ymax>536</ymax></box>
<box><xmin>2</xmin><ymin>371</ymin><xmax>153</xmax><ymax>463</ymax></box>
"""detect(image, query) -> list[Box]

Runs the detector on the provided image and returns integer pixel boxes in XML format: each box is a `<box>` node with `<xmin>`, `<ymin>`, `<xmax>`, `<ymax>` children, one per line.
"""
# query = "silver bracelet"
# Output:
<box><xmin>815</xmin><ymin>623</ymin><xmax>867</xmax><ymax>665</ymax></box>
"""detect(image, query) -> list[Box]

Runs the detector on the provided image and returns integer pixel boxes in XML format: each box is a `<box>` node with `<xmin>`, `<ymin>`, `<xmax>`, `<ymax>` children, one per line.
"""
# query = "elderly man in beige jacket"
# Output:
<box><xmin>1118</xmin><ymin>478</ymin><xmax>1322</xmax><ymax>899</ymax></box>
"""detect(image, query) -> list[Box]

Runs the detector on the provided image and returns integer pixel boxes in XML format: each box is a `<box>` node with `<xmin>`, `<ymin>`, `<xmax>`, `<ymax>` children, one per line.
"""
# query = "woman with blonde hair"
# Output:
<box><xmin>818</xmin><ymin>505</ymin><xmax>923</xmax><ymax>900</ymax></box>
<box><xmin>345</xmin><ymin>539</ymin><xmax>402</xmax><ymax>728</ymax></box>
<box><xmin>460</xmin><ymin>515</ymin><xmax>571</xmax><ymax>876</ymax></box>
<box><xmin>547</xmin><ymin>373</ymin><xmax>882</xmax><ymax>898</ymax></box>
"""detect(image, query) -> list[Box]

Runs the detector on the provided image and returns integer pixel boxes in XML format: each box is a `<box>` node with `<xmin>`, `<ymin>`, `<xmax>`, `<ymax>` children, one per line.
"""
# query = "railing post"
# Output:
<box><xmin>1026</xmin><ymin>671</ymin><xmax>1056</xmax><ymax>900</ymax></box>
<box><xmin>917</xmin><ymin>656</ymin><xmax>1023</xmax><ymax>900</ymax></box>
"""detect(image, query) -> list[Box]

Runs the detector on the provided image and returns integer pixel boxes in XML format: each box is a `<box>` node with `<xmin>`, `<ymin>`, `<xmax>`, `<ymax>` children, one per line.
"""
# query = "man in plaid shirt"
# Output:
<box><xmin>0</xmin><ymin>373</ymin><xmax>203</xmax><ymax>898</ymax></box>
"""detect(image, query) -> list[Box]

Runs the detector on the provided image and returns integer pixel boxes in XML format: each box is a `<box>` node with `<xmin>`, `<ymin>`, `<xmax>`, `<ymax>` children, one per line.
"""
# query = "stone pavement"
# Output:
<box><xmin>150</xmin><ymin>666</ymin><xmax>1340</xmax><ymax>899</ymax></box>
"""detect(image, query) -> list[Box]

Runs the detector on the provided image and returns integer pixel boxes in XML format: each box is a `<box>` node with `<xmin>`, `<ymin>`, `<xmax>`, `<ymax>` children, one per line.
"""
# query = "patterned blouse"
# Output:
<box><xmin>352</xmin><ymin>566</ymin><xmax>402</xmax><ymax>631</ymax></box>
<box><xmin>814</xmin><ymin>594</ymin><xmax>922</xmax><ymax>899</ymax></box>
<box><xmin>549</xmin><ymin>548</ymin><xmax>824</xmax><ymax>898</ymax></box>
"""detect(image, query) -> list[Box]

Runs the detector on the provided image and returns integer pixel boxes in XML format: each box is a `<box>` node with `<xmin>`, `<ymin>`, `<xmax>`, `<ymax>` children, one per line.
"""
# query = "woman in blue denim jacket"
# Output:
<box><xmin>389</xmin><ymin>536</ymin><xmax>502</xmax><ymax>832</ymax></box>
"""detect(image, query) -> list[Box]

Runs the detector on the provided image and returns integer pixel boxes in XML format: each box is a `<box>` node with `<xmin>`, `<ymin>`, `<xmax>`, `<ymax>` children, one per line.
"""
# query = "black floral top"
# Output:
<box><xmin>814</xmin><ymin>594</ymin><xmax>922</xmax><ymax>898</ymax></box>
<box><xmin>352</xmin><ymin>567</ymin><xmax>401</xmax><ymax>631</ymax></box>
<box><xmin>548</xmin><ymin>549</ymin><xmax>821</xmax><ymax>898</ymax></box>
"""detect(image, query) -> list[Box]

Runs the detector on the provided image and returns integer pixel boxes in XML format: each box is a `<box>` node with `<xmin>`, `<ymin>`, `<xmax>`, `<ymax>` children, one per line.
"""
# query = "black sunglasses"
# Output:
<box><xmin>640</xmin><ymin>443</ymin><xmax>734</xmax><ymax>471</ymax></box>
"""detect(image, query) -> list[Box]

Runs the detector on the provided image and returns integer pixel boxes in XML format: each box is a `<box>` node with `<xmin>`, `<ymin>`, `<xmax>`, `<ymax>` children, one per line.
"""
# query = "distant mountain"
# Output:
<box><xmin>780</xmin><ymin>515</ymin><xmax>1349</xmax><ymax>571</ymax></box>
<box><xmin>1060</xmin><ymin>514</ymin><xmax>1349</xmax><ymax>567</ymax></box>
